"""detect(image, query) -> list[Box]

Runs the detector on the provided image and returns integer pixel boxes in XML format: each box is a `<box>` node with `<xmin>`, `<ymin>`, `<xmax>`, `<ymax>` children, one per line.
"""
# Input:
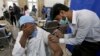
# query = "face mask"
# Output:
<box><xmin>29</xmin><ymin>29</ymin><xmax>37</xmax><ymax>39</ymax></box>
<box><xmin>59</xmin><ymin>17</ymin><xmax>68</xmax><ymax>26</ymax></box>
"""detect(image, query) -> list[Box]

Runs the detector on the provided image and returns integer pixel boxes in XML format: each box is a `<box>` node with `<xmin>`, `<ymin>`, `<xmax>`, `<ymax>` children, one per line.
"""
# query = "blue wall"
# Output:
<box><xmin>70</xmin><ymin>0</ymin><xmax>100</xmax><ymax>18</ymax></box>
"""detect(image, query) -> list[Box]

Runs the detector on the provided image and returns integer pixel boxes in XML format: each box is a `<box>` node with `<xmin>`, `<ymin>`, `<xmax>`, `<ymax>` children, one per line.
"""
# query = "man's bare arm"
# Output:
<box><xmin>48</xmin><ymin>34</ymin><xmax>63</xmax><ymax>56</ymax></box>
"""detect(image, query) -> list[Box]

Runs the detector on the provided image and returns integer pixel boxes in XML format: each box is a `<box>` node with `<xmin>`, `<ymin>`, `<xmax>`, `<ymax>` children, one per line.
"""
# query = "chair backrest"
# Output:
<box><xmin>0</xmin><ymin>27</ymin><xmax>6</xmax><ymax>38</ymax></box>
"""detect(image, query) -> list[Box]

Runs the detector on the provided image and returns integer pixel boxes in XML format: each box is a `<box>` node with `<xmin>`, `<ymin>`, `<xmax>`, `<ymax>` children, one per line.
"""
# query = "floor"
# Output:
<box><xmin>0</xmin><ymin>45</ymin><xmax>12</xmax><ymax>56</ymax></box>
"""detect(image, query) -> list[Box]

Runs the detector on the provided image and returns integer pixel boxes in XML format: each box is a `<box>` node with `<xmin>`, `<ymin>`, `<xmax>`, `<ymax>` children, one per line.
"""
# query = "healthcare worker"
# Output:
<box><xmin>12</xmin><ymin>15</ymin><xmax>62</xmax><ymax>56</ymax></box>
<box><xmin>49</xmin><ymin>3</ymin><xmax>100</xmax><ymax>56</ymax></box>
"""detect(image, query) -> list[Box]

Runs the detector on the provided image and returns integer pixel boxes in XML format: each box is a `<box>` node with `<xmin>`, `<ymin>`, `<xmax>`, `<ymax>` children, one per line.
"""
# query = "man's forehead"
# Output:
<box><xmin>23</xmin><ymin>22</ymin><xmax>35</xmax><ymax>26</ymax></box>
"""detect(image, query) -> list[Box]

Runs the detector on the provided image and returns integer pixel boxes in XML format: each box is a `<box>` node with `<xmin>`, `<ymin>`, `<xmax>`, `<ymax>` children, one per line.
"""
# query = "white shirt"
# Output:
<box><xmin>2</xmin><ymin>7</ymin><xmax>7</xmax><ymax>12</ymax></box>
<box><xmin>59</xmin><ymin>9</ymin><xmax>100</xmax><ymax>45</ymax></box>
<box><xmin>12</xmin><ymin>27</ymin><xmax>51</xmax><ymax>56</ymax></box>
<box><xmin>0</xmin><ymin>9</ymin><xmax>3</xmax><ymax>17</ymax></box>
<box><xmin>0</xmin><ymin>7</ymin><xmax>7</xmax><ymax>17</ymax></box>
<box><xmin>25</xmin><ymin>10</ymin><xmax>30</xmax><ymax>16</ymax></box>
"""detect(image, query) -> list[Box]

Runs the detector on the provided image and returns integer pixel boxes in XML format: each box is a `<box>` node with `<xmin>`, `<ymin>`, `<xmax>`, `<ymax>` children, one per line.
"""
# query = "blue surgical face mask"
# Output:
<box><xmin>31</xmin><ymin>29</ymin><xmax>37</xmax><ymax>37</ymax></box>
<box><xmin>59</xmin><ymin>17</ymin><xmax>68</xmax><ymax>26</ymax></box>
<box><xmin>29</xmin><ymin>28</ymin><xmax>37</xmax><ymax>39</ymax></box>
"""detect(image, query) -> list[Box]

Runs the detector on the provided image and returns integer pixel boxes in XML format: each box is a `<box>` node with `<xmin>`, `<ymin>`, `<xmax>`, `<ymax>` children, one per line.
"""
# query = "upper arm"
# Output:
<box><xmin>42</xmin><ymin>29</ymin><xmax>50</xmax><ymax>45</ymax></box>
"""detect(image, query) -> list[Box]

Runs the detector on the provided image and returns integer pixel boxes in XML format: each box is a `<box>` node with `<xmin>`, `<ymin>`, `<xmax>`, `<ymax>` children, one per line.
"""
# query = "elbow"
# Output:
<box><xmin>75</xmin><ymin>38</ymin><xmax>84</xmax><ymax>45</ymax></box>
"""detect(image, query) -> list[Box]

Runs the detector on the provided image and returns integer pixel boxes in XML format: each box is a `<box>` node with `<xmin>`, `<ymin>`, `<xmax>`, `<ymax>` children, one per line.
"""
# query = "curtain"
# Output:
<box><xmin>18</xmin><ymin>0</ymin><xmax>27</xmax><ymax>8</ymax></box>
<box><xmin>38</xmin><ymin>0</ymin><xmax>44</xmax><ymax>17</ymax></box>
<box><xmin>70</xmin><ymin>0</ymin><xmax>100</xmax><ymax>18</ymax></box>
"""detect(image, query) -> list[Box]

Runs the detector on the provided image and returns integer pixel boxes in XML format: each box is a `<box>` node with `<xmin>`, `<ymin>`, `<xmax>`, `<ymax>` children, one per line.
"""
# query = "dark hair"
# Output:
<box><xmin>33</xmin><ymin>5</ymin><xmax>35</xmax><ymax>7</ymax></box>
<box><xmin>50</xmin><ymin>3</ymin><xmax>69</xmax><ymax>20</ymax></box>
<box><xmin>9</xmin><ymin>6</ymin><xmax>13</xmax><ymax>11</ymax></box>
<box><xmin>24</xmin><ymin>5</ymin><xmax>28</xmax><ymax>11</ymax></box>
<box><xmin>13</xmin><ymin>3</ymin><xmax>16</xmax><ymax>6</ymax></box>
<box><xmin>9</xmin><ymin>6</ymin><xmax>12</xmax><ymax>9</ymax></box>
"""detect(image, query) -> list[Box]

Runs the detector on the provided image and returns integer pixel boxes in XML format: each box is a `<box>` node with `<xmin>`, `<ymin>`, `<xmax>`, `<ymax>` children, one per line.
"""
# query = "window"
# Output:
<box><xmin>28</xmin><ymin>0</ymin><xmax>37</xmax><ymax>3</ymax></box>
<box><xmin>7</xmin><ymin>0</ymin><xmax>18</xmax><ymax>7</ymax></box>
<box><xmin>68</xmin><ymin>0</ymin><xmax>71</xmax><ymax>7</ymax></box>
<box><xmin>28</xmin><ymin>0</ymin><xmax>37</xmax><ymax>11</ymax></box>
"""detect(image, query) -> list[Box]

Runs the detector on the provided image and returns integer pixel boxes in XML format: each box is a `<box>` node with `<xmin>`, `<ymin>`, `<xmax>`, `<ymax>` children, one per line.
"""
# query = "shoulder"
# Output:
<box><xmin>77</xmin><ymin>9</ymin><xmax>97</xmax><ymax>20</ymax></box>
<box><xmin>37</xmin><ymin>27</ymin><xmax>50</xmax><ymax>34</ymax></box>
<box><xmin>78</xmin><ymin>9</ymin><xmax>96</xmax><ymax>16</ymax></box>
<box><xmin>37</xmin><ymin>27</ymin><xmax>46</xmax><ymax>32</ymax></box>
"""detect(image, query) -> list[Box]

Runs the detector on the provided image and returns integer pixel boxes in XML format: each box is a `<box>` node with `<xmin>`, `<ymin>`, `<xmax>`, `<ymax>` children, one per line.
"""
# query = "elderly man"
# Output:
<box><xmin>12</xmin><ymin>15</ymin><xmax>62</xmax><ymax>56</ymax></box>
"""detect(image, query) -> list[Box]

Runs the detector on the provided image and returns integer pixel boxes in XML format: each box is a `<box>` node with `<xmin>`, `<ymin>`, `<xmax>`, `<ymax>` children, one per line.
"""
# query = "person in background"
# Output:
<box><xmin>46</xmin><ymin>8</ymin><xmax>51</xmax><ymax>21</ymax></box>
<box><xmin>20</xmin><ymin>8</ymin><xmax>24</xmax><ymax>16</ymax></box>
<box><xmin>13</xmin><ymin>3</ymin><xmax>21</xmax><ymax>21</ymax></box>
<box><xmin>32</xmin><ymin>5</ymin><xmax>37</xmax><ymax>14</ymax></box>
<box><xmin>30</xmin><ymin>5</ymin><xmax>37</xmax><ymax>20</ymax></box>
<box><xmin>42</xmin><ymin>5</ymin><xmax>47</xmax><ymax>19</ymax></box>
<box><xmin>9</xmin><ymin>6</ymin><xmax>16</xmax><ymax>25</ymax></box>
<box><xmin>24</xmin><ymin>5</ymin><xmax>30</xmax><ymax>16</ymax></box>
<box><xmin>2</xmin><ymin>4</ymin><xmax>9</xmax><ymax>20</ymax></box>
<box><xmin>2</xmin><ymin>4</ymin><xmax>7</xmax><ymax>13</ymax></box>
<box><xmin>50</xmin><ymin>3</ymin><xmax>100</xmax><ymax>56</ymax></box>
<box><xmin>12</xmin><ymin>15</ymin><xmax>62</xmax><ymax>56</ymax></box>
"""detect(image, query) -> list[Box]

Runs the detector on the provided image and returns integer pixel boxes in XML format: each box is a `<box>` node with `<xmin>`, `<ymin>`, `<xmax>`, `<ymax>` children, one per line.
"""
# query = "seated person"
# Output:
<box><xmin>12</xmin><ymin>15</ymin><xmax>63</xmax><ymax>56</ymax></box>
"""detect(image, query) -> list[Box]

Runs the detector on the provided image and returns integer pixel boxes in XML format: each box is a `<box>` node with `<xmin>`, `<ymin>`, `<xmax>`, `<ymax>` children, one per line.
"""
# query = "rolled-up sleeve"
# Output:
<box><xmin>42</xmin><ymin>29</ymin><xmax>50</xmax><ymax>45</ymax></box>
<box><xmin>12</xmin><ymin>31</ymin><xmax>26</xmax><ymax>56</ymax></box>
